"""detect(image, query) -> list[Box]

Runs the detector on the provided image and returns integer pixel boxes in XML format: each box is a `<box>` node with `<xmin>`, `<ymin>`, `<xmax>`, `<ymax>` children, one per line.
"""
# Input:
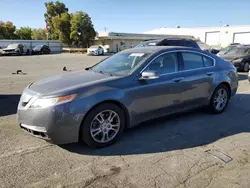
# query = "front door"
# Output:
<box><xmin>129</xmin><ymin>52</ymin><xmax>184</xmax><ymax>123</ymax></box>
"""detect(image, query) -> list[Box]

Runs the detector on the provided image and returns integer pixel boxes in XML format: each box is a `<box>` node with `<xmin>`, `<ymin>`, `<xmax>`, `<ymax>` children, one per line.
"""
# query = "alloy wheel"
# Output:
<box><xmin>213</xmin><ymin>88</ymin><xmax>228</xmax><ymax>111</ymax></box>
<box><xmin>90</xmin><ymin>110</ymin><xmax>120</xmax><ymax>143</ymax></box>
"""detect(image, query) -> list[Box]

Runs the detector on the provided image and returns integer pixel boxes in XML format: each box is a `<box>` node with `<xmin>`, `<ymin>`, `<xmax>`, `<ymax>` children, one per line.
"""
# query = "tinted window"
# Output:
<box><xmin>203</xmin><ymin>56</ymin><xmax>214</xmax><ymax>67</ymax></box>
<box><xmin>182</xmin><ymin>52</ymin><xmax>214</xmax><ymax>70</ymax></box>
<box><xmin>146</xmin><ymin>53</ymin><xmax>178</xmax><ymax>74</ymax></box>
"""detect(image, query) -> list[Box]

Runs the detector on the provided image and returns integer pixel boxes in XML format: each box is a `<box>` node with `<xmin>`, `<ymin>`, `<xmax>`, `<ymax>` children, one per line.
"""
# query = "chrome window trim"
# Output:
<box><xmin>140</xmin><ymin>50</ymin><xmax>216</xmax><ymax>77</ymax></box>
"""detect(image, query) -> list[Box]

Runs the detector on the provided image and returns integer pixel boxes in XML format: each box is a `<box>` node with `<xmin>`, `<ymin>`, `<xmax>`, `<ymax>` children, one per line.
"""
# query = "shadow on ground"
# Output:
<box><xmin>0</xmin><ymin>95</ymin><xmax>20</xmax><ymax>116</ymax></box>
<box><xmin>61</xmin><ymin>93</ymin><xmax>250</xmax><ymax>156</ymax></box>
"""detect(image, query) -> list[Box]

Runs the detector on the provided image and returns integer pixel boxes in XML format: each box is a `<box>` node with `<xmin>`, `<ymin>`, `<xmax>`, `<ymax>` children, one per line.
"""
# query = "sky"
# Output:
<box><xmin>0</xmin><ymin>0</ymin><xmax>250</xmax><ymax>33</ymax></box>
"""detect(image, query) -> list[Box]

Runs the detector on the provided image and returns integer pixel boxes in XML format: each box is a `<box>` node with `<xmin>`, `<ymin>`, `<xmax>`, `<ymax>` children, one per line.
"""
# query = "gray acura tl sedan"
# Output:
<box><xmin>17</xmin><ymin>46</ymin><xmax>238</xmax><ymax>148</ymax></box>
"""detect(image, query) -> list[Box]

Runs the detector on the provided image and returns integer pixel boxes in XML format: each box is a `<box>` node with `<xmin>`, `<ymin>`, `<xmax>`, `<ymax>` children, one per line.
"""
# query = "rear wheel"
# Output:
<box><xmin>243</xmin><ymin>62</ymin><xmax>250</xmax><ymax>72</ymax></box>
<box><xmin>209</xmin><ymin>84</ymin><xmax>230</xmax><ymax>114</ymax></box>
<box><xmin>81</xmin><ymin>103</ymin><xmax>125</xmax><ymax>148</ymax></box>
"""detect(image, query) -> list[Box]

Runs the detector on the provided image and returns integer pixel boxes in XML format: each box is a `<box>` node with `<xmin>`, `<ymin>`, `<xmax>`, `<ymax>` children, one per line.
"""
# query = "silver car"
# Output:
<box><xmin>17</xmin><ymin>46</ymin><xmax>238</xmax><ymax>148</ymax></box>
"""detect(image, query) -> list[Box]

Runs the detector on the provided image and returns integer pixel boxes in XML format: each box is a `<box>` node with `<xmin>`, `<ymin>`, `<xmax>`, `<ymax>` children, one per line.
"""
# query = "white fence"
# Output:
<box><xmin>0</xmin><ymin>40</ymin><xmax>62</xmax><ymax>53</ymax></box>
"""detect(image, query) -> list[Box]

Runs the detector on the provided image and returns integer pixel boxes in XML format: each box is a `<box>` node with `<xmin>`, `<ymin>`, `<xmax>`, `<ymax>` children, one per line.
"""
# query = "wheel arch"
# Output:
<box><xmin>78</xmin><ymin>99</ymin><xmax>130</xmax><ymax>142</ymax></box>
<box><xmin>212</xmin><ymin>82</ymin><xmax>232</xmax><ymax>99</ymax></box>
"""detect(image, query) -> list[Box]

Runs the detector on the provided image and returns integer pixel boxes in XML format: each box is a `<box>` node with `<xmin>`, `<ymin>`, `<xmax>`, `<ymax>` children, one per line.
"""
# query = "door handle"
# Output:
<box><xmin>206</xmin><ymin>72</ymin><xmax>215</xmax><ymax>76</ymax></box>
<box><xmin>172</xmin><ymin>77</ymin><xmax>184</xmax><ymax>82</ymax></box>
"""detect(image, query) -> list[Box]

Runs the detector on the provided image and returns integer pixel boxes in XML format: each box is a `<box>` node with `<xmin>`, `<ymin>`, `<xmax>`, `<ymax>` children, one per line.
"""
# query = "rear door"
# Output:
<box><xmin>179</xmin><ymin>51</ymin><xmax>215</xmax><ymax>108</ymax></box>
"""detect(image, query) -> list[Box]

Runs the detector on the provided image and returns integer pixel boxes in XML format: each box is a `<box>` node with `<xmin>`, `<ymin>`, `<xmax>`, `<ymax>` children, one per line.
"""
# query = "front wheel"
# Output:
<box><xmin>209</xmin><ymin>84</ymin><xmax>230</xmax><ymax>114</ymax></box>
<box><xmin>81</xmin><ymin>103</ymin><xmax>125</xmax><ymax>148</ymax></box>
<box><xmin>243</xmin><ymin>62</ymin><xmax>250</xmax><ymax>72</ymax></box>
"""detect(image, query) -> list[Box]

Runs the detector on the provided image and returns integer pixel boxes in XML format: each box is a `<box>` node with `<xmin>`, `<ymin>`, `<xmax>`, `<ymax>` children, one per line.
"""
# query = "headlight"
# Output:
<box><xmin>30</xmin><ymin>94</ymin><xmax>76</xmax><ymax>108</ymax></box>
<box><xmin>232</xmin><ymin>58</ymin><xmax>243</xmax><ymax>63</ymax></box>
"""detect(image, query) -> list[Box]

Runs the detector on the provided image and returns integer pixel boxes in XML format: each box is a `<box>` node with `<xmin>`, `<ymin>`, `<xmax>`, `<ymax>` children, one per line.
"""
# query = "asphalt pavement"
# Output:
<box><xmin>1</xmin><ymin>54</ymin><xmax>250</xmax><ymax>188</ymax></box>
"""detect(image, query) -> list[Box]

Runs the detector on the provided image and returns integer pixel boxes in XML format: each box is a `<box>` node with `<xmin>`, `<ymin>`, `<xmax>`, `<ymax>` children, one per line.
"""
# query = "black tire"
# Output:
<box><xmin>16</xmin><ymin>50</ymin><xmax>21</xmax><ymax>56</ymax></box>
<box><xmin>243</xmin><ymin>62</ymin><xmax>250</xmax><ymax>72</ymax></box>
<box><xmin>81</xmin><ymin>103</ymin><xmax>125</xmax><ymax>148</ymax></box>
<box><xmin>208</xmin><ymin>84</ymin><xmax>230</xmax><ymax>114</ymax></box>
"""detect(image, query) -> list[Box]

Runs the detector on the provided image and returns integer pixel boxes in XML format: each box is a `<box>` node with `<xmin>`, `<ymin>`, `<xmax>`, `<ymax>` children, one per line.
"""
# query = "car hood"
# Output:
<box><xmin>219</xmin><ymin>54</ymin><xmax>246</xmax><ymax>61</ymax></box>
<box><xmin>29</xmin><ymin>70</ymin><xmax>118</xmax><ymax>96</ymax></box>
<box><xmin>88</xmin><ymin>48</ymin><xmax>98</xmax><ymax>51</ymax></box>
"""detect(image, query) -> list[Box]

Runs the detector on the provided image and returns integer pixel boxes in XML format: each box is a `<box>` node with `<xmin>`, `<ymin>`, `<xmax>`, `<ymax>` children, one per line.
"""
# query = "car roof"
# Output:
<box><xmin>142</xmin><ymin>38</ymin><xmax>195</xmax><ymax>43</ymax></box>
<box><xmin>123</xmin><ymin>46</ymin><xmax>197</xmax><ymax>54</ymax></box>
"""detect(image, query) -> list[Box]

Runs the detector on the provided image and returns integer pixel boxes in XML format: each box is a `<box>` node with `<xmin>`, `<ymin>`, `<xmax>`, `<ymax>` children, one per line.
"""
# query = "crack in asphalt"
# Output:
<box><xmin>0</xmin><ymin>144</ymin><xmax>53</xmax><ymax>159</ymax></box>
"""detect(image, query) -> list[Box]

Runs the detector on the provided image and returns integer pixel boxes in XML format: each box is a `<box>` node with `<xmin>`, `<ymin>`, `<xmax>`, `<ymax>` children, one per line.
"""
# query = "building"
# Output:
<box><xmin>94</xmin><ymin>32</ymin><xmax>194</xmax><ymax>53</ymax></box>
<box><xmin>144</xmin><ymin>25</ymin><xmax>250</xmax><ymax>48</ymax></box>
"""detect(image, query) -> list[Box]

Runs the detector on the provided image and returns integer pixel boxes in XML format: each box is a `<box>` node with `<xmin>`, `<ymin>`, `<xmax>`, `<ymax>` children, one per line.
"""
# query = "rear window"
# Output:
<box><xmin>160</xmin><ymin>40</ymin><xmax>200</xmax><ymax>49</ymax></box>
<box><xmin>182</xmin><ymin>52</ymin><xmax>214</xmax><ymax>70</ymax></box>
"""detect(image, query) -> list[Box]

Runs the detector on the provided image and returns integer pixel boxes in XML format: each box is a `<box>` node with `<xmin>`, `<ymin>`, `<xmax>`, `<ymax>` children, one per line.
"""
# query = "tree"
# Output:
<box><xmin>44</xmin><ymin>1</ymin><xmax>69</xmax><ymax>40</ymax></box>
<box><xmin>52</xmin><ymin>12</ymin><xmax>71</xmax><ymax>44</ymax></box>
<box><xmin>16</xmin><ymin>27</ymin><xmax>32</xmax><ymax>40</ymax></box>
<box><xmin>0</xmin><ymin>21</ymin><xmax>16</xmax><ymax>39</ymax></box>
<box><xmin>32</xmin><ymin>28</ymin><xmax>47</xmax><ymax>40</ymax></box>
<box><xmin>70</xmin><ymin>11</ymin><xmax>96</xmax><ymax>47</ymax></box>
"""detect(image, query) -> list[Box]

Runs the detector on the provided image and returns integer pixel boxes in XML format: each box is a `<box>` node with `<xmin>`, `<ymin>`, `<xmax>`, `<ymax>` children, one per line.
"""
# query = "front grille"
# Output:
<box><xmin>4</xmin><ymin>49</ymin><xmax>15</xmax><ymax>52</ymax></box>
<box><xmin>21</xmin><ymin>126</ymin><xmax>49</xmax><ymax>140</ymax></box>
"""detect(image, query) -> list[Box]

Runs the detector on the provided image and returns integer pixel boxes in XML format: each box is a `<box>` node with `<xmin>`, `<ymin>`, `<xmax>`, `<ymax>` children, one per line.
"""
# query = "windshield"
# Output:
<box><xmin>34</xmin><ymin>45</ymin><xmax>43</xmax><ymax>50</ymax></box>
<box><xmin>7</xmin><ymin>44</ymin><xmax>18</xmax><ymax>48</ymax></box>
<box><xmin>91</xmin><ymin>51</ymin><xmax>151</xmax><ymax>76</ymax></box>
<box><xmin>226</xmin><ymin>47</ymin><xmax>249</xmax><ymax>55</ymax></box>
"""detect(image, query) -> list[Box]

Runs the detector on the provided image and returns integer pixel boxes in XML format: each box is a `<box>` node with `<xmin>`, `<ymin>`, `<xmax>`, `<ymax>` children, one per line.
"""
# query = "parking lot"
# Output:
<box><xmin>1</xmin><ymin>54</ymin><xmax>250</xmax><ymax>188</ymax></box>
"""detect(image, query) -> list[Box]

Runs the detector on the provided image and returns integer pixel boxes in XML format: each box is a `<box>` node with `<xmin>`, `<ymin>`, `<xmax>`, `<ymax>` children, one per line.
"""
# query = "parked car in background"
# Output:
<box><xmin>248</xmin><ymin>70</ymin><xmax>250</xmax><ymax>82</ymax></box>
<box><xmin>87</xmin><ymin>45</ymin><xmax>104</xmax><ymax>56</ymax></box>
<box><xmin>134</xmin><ymin>38</ymin><xmax>201</xmax><ymax>49</ymax></box>
<box><xmin>32</xmin><ymin>45</ymin><xmax>51</xmax><ymax>55</ymax></box>
<box><xmin>217</xmin><ymin>43</ymin><xmax>241</xmax><ymax>56</ymax></box>
<box><xmin>2</xmin><ymin>43</ymin><xmax>31</xmax><ymax>56</ymax></box>
<box><xmin>204</xmin><ymin>48</ymin><xmax>220</xmax><ymax>54</ymax></box>
<box><xmin>218</xmin><ymin>46</ymin><xmax>250</xmax><ymax>72</ymax></box>
<box><xmin>17</xmin><ymin>46</ymin><xmax>238</xmax><ymax>148</ymax></box>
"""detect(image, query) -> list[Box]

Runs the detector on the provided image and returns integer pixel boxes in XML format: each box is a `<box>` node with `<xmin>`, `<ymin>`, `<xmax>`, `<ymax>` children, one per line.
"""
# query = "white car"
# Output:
<box><xmin>87</xmin><ymin>45</ymin><xmax>104</xmax><ymax>56</ymax></box>
<box><xmin>2</xmin><ymin>43</ymin><xmax>31</xmax><ymax>56</ymax></box>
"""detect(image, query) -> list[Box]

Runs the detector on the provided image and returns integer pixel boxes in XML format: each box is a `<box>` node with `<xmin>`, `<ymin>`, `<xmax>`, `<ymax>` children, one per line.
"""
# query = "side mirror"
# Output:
<box><xmin>139</xmin><ymin>70</ymin><xmax>159</xmax><ymax>80</ymax></box>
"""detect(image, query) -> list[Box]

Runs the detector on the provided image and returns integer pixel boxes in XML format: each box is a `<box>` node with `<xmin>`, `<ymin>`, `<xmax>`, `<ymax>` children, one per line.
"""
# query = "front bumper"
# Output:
<box><xmin>17</xmin><ymin>89</ymin><xmax>84</xmax><ymax>144</ymax></box>
<box><xmin>2</xmin><ymin>51</ymin><xmax>17</xmax><ymax>55</ymax></box>
<box><xmin>87</xmin><ymin>51</ymin><xmax>97</xmax><ymax>55</ymax></box>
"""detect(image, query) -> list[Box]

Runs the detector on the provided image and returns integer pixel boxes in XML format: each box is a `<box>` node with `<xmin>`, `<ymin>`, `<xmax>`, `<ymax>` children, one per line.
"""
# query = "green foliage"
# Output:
<box><xmin>0</xmin><ymin>1</ymin><xmax>96</xmax><ymax>45</ymax></box>
<box><xmin>70</xmin><ymin>11</ymin><xmax>96</xmax><ymax>47</ymax></box>
<box><xmin>52</xmin><ymin>12</ymin><xmax>71</xmax><ymax>44</ymax></box>
<box><xmin>44</xmin><ymin>1</ymin><xmax>69</xmax><ymax>40</ymax></box>
<box><xmin>32</xmin><ymin>28</ymin><xmax>47</xmax><ymax>40</ymax></box>
<box><xmin>16</xmin><ymin>27</ymin><xmax>32</xmax><ymax>40</ymax></box>
<box><xmin>0</xmin><ymin>21</ymin><xmax>16</xmax><ymax>39</ymax></box>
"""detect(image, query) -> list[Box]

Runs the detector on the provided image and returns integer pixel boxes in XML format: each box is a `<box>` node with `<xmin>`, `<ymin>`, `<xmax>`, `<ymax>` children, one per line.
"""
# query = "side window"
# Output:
<box><xmin>182</xmin><ymin>52</ymin><xmax>214</xmax><ymax>70</ymax></box>
<box><xmin>203</xmin><ymin>56</ymin><xmax>214</xmax><ymax>67</ymax></box>
<box><xmin>182</xmin><ymin>52</ymin><xmax>204</xmax><ymax>70</ymax></box>
<box><xmin>146</xmin><ymin>53</ymin><xmax>178</xmax><ymax>74</ymax></box>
